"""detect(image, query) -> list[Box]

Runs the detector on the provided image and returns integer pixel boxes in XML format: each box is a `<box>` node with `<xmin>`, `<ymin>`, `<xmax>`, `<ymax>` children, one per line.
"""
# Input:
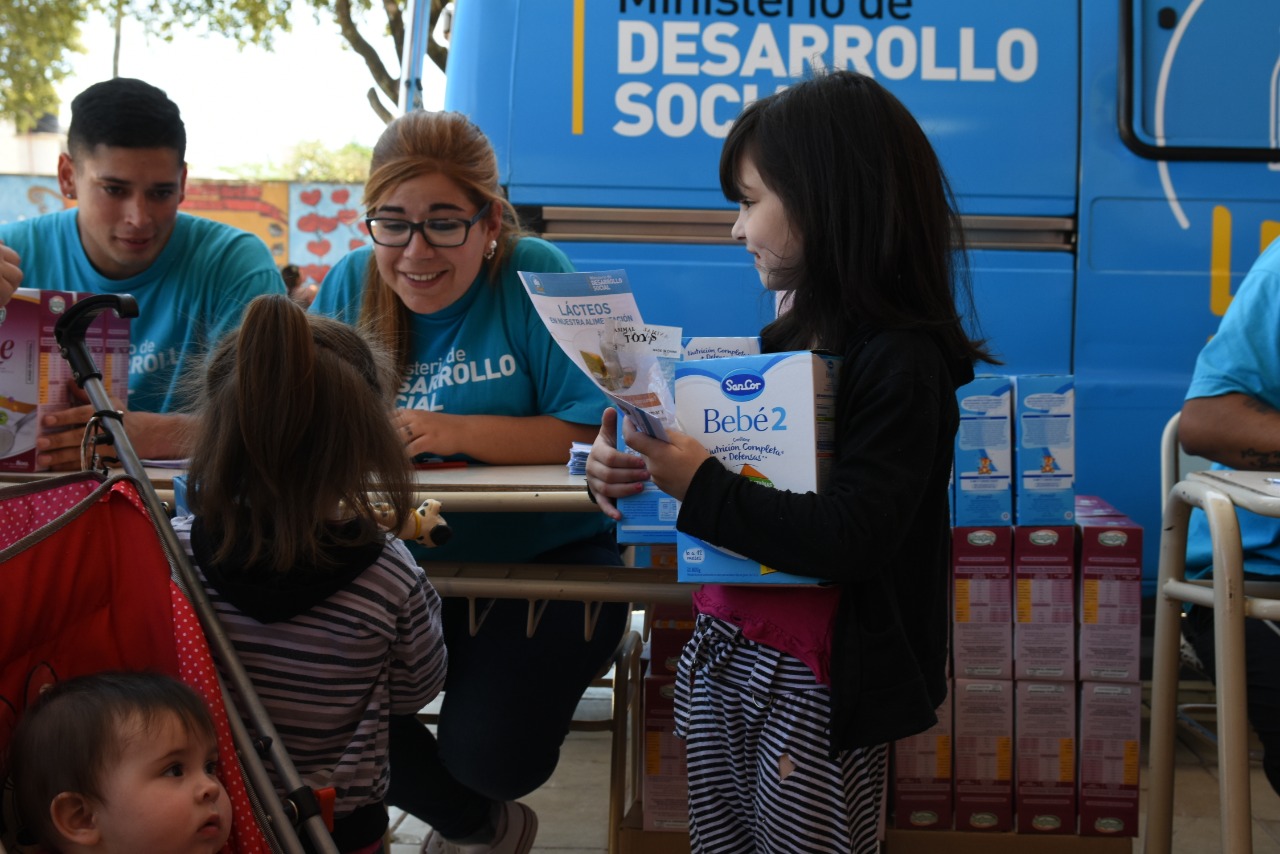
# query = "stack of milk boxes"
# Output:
<box><xmin>893</xmin><ymin>375</ymin><xmax>1143</xmax><ymax>838</ymax></box>
<box><xmin>618</xmin><ymin>332</ymin><xmax>765</xmax><ymax>832</ymax></box>
<box><xmin>0</xmin><ymin>290</ymin><xmax>130</xmax><ymax>472</ymax></box>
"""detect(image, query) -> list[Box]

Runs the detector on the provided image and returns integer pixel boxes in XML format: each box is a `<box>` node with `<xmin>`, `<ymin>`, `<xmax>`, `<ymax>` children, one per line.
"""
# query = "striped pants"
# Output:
<box><xmin>674</xmin><ymin>614</ymin><xmax>887</xmax><ymax>854</ymax></box>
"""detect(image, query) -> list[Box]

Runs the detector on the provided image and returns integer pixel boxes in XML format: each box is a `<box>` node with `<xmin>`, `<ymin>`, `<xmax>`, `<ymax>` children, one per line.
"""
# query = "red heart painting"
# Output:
<box><xmin>331</xmin><ymin>189</ymin><xmax>350</xmax><ymax>204</ymax></box>
<box><xmin>301</xmin><ymin>264</ymin><xmax>330</xmax><ymax>284</ymax></box>
<box><xmin>307</xmin><ymin>240</ymin><xmax>332</xmax><ymax>257</ymax></box>
<box><xmin>300</xmin><ymin>189</ymin><xmax>323</xmax><ymax>206</ymax></box>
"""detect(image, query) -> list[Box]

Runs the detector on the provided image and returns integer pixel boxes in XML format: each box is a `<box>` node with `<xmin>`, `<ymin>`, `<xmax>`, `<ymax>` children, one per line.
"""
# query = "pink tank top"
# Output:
<box><xmin>692</xmin><ymin>583</ymin><xmax>841</xmax><ymax>685</ymax></box>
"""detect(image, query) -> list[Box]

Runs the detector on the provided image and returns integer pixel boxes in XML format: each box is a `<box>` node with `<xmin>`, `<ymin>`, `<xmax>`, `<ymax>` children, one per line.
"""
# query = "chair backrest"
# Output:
<box><xmin>1161</xmin><ymin>410</ymin><xmax>1213</xmax><ymax>509</ymax></box>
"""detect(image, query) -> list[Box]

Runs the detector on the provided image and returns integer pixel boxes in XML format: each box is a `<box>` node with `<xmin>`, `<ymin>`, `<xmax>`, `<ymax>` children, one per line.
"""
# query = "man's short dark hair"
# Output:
<box><xmin>67</xmin><ymin>78</ymin><xmax>186</xmax><ymax>162</ymax></box>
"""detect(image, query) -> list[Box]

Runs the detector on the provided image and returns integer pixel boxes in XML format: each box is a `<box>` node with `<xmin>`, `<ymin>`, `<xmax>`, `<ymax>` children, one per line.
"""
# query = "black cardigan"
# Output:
<box><xmin>676</xmin><ymin>327</ymin><xmax>973</xmax><ymax>751</ymax></box>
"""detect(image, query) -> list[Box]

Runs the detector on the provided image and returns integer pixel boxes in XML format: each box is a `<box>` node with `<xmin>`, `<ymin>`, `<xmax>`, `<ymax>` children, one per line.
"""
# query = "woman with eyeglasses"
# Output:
<box><xmin>312</xmin><ymin>110</ymin><xmax>625</xmax><ymax>854</ymax></box>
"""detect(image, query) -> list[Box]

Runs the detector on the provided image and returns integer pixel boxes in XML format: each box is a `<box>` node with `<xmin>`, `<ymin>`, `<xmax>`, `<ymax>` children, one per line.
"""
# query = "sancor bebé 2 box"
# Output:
<box><xmin>673</xmin><ymin>351</ymin><xmax>839</xmax><ymax>585</ymax></box>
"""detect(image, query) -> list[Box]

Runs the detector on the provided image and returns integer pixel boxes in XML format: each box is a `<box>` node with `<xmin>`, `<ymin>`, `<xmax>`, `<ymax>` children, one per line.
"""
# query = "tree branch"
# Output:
<box><xmin>334</xmin><ymin>0</ymin><xmax>397</xmax><ymax>103</ymax></box>
<box><xmin>384</xmin><ymin>0</ymin><xmax>403</xmax><ymax>64</ymax></box>
<box><xmin>366</xmin><ymin>86</ymin><xmax>395</xmax><ymax>125</ymax></box>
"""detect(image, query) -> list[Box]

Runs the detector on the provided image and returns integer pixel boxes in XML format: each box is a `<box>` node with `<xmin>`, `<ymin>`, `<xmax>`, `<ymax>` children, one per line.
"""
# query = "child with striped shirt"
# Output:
<box><xmin>172</xmin><ymin>294</ymin><xmax>447</xmax><ymax>853</ymax></box>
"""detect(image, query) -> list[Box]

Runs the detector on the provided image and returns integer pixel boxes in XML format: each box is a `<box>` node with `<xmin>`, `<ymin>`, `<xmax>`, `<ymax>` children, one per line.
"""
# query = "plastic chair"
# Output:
<box><xmin>1160</xmin><ymin>413</ymin><xmax>1268</xmax><ymax>757</ymax></box>
<box><xmin>1146</xmin><ymin>418</ymin><xmax>1280</xmax><ymax>853</ymax></box>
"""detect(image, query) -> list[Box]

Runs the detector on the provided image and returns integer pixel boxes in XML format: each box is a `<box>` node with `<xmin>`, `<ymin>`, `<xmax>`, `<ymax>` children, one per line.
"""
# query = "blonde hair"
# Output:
<box><xmin>186</xmin><ymin>294</ymin><xmax>413</xmax><ymax>572</ymax></box>
<box><xmin>359</xmin><ymin>110</ymin><xmax>528</xmax><ymax>372</ymax></box>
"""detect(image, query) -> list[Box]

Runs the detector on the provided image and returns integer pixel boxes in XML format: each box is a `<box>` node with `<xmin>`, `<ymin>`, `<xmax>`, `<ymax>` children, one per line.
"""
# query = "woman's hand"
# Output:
<box><xmin>393</xmin><ymin>409</ymin><xmax>599</xmax><ymax>465</ymax></box>
<box><xmin>584</xmin><ymin>408</ymin><xmax>650</xmax><ymax>520</ymax></box>
<box><xmin>393</xmin><ymin>410</ymin><xmax>462</xmax><ymax>459</ymax></box>
<box><xmin>621</xmin><ymin>416</ymin><xmax>710</xmax><ymax>503</ymax></box>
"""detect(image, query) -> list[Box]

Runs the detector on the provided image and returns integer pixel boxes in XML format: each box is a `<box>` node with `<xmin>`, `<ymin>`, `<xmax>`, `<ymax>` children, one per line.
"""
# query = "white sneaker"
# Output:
<box><xmin>419</xmin><ymin>802</ymin><xmax>538</xmax><ymax>854</ymax></box>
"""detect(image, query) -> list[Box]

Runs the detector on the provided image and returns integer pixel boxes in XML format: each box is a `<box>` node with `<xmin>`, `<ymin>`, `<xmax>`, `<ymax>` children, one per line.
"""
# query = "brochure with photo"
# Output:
<box><xmin>519</xmin><ymin>269</ymin><xmax>674</xmax><ymax>441</ymax></box>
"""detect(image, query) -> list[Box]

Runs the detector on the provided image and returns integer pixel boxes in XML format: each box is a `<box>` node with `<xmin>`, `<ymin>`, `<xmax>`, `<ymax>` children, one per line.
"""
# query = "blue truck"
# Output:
<box><xmin>402</xmin><ymin>0</ymin><xmax>1280</xmax><ymax>588</ymax></box>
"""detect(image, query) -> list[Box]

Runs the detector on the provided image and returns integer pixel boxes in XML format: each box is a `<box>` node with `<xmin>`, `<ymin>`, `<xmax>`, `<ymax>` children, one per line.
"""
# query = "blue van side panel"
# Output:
<box><xmin>447</xmin><ymin>1</ymin><xmax>1079</xmax><ymax>215</ymax></box>
<box><xmin>1077</xmin><ymin>0</ymin><xmax>1280</xmax><ymax>590</ymax></box>
<box><xmin>556</xmin><ymin>241</ymin><xmax>774</xmax><ymax>336</ymax></box>
<box><xmin>970</xmin><ymin>250</ymin><xmax>1073</xmax><ymax>376</ymax></box>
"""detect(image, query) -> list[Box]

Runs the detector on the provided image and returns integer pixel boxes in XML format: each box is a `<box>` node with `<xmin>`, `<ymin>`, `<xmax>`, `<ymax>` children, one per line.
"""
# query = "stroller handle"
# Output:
<box><xmin>54</xmin><ymin>294</ymin><xmax>140</xmax><ymax>388</ymax></box>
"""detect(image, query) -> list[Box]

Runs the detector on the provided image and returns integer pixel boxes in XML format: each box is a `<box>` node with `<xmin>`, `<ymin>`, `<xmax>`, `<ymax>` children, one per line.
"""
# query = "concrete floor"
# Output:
<box><xmin>382</xmin><ymin>679</ymin><xmax>1280</xmax><ymax>854</ymax></box>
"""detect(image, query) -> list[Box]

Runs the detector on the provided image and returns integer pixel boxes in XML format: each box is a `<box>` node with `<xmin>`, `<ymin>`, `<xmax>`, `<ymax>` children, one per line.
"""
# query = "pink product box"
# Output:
<box><xmin>951</xmin><ymin>527</ymin><xmax>1013</xmax><ymax>680</ymax></box>
<box><xmin>643</xmin><ymin>668</ymin><xmax>688</xmax><ymax>832</ymax></box>
<box><xmin>0</xmin><ymin>290</ymin><xmax>127</xmax><ymax>472</ymax></box>
<box><xmin>1078</xmin><ymin>682</ymin><xmax>1141</xmax><ymax>837</ymax></box>
<box><xmin>1077</xmin><ymin>515</ymin><xmax>1143</xmax><ymax>682</ymax></box>
<box><xmin>13</xmin><ymin>290</ymin><xmax>74</xmax><ymax>472</ymax></box>
<box><xmin>1013</xmin><ymin>526</ymin><xmax>1077</xmax><ymax>682</ymax></box>
<box><xmin>893</xmin><ymin>686</ymin><xmax>953</xmax><ymax>831</ymax></box>
<box><xmin>1074</xmin><ymin>494</ymin><xmax>1122</xmax><ymax>518</ymax></box>
<box><xmin>952</xmin><ymin>678</ymin><xmax>1013</xmax><ymax>832</ymax></box>
<box><xmin>1015</xmin><ymin>681</ymin><xmax>1077</xmax><ymax>834</ymax></box>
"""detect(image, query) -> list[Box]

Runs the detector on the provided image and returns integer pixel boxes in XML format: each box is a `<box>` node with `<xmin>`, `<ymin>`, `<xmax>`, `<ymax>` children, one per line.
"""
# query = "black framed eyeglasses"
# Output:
<box><xmin>365</xmin><ymin>202</ymin><xmax>492</xmax><ymax>248</ymax></box>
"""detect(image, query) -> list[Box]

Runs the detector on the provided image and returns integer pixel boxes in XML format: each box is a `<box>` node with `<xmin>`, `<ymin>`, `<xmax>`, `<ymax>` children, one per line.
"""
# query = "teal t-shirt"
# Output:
<box><xmin>0</xmin><ymin>210</ymin><xmax>284</xmax><ymax>413</ymax></box>
<box><xmin>1184</xmin><ymin>235</ymin><xmax>1280</xmax><ymax>578</ymax></box>
<box><xmin>313</xmin><ymin>238</ymin><xmax>614</xmax><ymax>563</ymax></box>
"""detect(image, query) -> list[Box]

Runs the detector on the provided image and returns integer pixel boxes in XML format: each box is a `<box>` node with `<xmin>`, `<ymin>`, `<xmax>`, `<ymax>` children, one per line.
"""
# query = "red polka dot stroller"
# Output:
<box><xmin>0</xmin><ymin>296</ymin><xmax>340</xmax><ymax>854</ymax></box>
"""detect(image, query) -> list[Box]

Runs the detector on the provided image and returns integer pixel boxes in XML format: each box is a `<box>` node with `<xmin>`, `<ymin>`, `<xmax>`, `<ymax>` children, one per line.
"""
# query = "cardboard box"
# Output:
<box><xmin>1073</xmin><ymin>494</ymin><xmax>1121</xmax><ymax>518</ymax></box>
<box><xmin>953</xmin><ymin>678</ymin><xmax>1013</xmax><ymax>832</ymax></box>
<box><xmin>893</xmin><ymin>685</ymin><xmax>953</xmax><ymax>830</ymax></box>
<box><xmin>1077</xmin><ymin>515</ymin><xmax>1143</xmax><ymax>682</ymax></box>
<box><xmin>674</xmin><ymin>351</ymin><xmax>839</xmax><ymax>584</ymax></box>
<box><xmin>1013</xmin><ymin>526</ymin><xmax>1077</xmax><ymax>682</ymax></box>
<box><xmin>1077</xmin><ymin>682</ymin><xmax>1141</xmax><ymax>837</ymax></box>
<box><xmin>955</xmin><ymin>375</ymin><xmax>1014</xmax><ymax>526</ymax></box>
<box><xmin>1015</xmin><ymin>681</ymin><xmax>1076</xmax><ymax>834</ymax></box>
<box><xmin>643</xmin><ymin>668</ymin><xmax>688</xmax><ymax>831</ymax></box>
<box><xmin>884</xmin><ymin>828</ymin><xmax>1130</xmax><ymax>852</ymax></box>
<box><xmin>619</xmin><ymin>804</ymin><xmax>690</xmax><ymax>854</ymax></box>
<box><xmin>0</xmin><ymin>289</ymin><xmax>128</xmax><ymax>472</ymax></box>
<box><xmin>647</xmin><ymin>602</ymin><xmax>694</xmax><ymax>675</ymax></box>
<box><xmin>952</xmin><ymin>527</ymin><xmax>1013</xmax><ymax>679</ymax></box>
<box><xmin>630</xmin><ymin>543</ymin><xmax>677</xmax><ymax>570</ymax></box>
<box><xmin>1014</xmin><ymin>376</ymin><xmax>1075</xmax><ymax>525</ymax></box>
<box><xmin>680</xmin><ymin>336</ymin><xmax>761</xmax><ymax>360</ymax></box>
<box><xmin>616</xmin><ymin>335</ymin><xmax>760</xmax><ymax>544</ymax></box>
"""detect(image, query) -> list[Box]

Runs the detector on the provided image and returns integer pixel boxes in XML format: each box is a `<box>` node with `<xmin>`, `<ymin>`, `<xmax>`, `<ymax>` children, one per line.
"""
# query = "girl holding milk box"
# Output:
<box><xmin>587</xmin><ymin>70</ymin><xmax>998</xmax><ymax>853</ymax></box>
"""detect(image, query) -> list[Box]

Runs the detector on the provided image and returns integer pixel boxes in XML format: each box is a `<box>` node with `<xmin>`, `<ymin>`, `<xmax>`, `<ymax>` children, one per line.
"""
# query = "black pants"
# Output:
<box><xmin>387</xmin><ymin>532</ymin><xmax>628</xmax><ymax>839</ymax></box>
<box><xmin>1184</xmin><ymin>597</ymin><xmax>1280</xmax><ymax>797</ymax></box>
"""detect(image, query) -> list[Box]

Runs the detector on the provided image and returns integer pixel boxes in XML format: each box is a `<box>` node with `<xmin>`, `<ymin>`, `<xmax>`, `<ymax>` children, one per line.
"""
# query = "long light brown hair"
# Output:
<box><xmin>359</xmin><ymin>110</ymin><xmax>528</xmax><ymax>373</ymax></box>
<box><xmin>186</xmin><ymin>294</ymin><xmax>413</xmax><ymax>572</ymax></box>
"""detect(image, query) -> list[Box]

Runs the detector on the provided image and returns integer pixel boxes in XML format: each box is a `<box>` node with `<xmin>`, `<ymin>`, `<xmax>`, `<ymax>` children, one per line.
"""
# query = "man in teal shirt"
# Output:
<box><xmin>0</xmin><ymin>78</ymin><xmax>284</xmax><ymax>465</ymax></box>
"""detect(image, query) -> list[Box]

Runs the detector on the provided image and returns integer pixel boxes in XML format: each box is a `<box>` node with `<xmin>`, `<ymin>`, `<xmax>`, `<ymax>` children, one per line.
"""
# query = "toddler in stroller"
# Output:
<box><xmin>8</xmin><ymin>670</ymin><xmax>232</xmax><ymax>854</ymax></box>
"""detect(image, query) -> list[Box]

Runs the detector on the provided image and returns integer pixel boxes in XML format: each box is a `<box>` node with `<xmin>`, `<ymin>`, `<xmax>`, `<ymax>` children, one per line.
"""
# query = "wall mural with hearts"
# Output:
<box><xmin>289</xmin><ymin>184</ymin><xmax>369</xmax><ymax>287</ymax></box>
<box><xmin>0</xmin><ymin>174</ymin><xmax>371</xmax><ymax>290</ymax></box>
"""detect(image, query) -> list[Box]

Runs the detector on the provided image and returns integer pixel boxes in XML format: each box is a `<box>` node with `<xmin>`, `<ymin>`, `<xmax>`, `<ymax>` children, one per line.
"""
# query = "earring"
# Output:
<box><xmin>484</xmin><ymin>240</ymin><xmax>497</xmax><ymax>260</ymax></box>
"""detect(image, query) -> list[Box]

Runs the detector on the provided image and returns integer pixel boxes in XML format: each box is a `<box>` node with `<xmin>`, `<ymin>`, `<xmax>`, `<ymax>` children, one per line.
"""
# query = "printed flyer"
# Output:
<box><xmin>518</xmin><ymin>269</ymin><xmax>674</xmax><ymax>440</ymax></box>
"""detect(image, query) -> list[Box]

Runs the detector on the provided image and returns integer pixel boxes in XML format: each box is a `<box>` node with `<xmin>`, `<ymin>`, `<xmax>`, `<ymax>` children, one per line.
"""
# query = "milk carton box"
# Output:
<box><xmin>680</xmin><ymin>337</ymin><xmax>762</xmax><ymax>361</ymax></box>
<box><xmin>954</xmin><ymin>375</ymin><xmax>1014</xmax><ymax>526</ymax></box>
<box><xmin>952</xmin><ymin>527</ymin><xmax>1013</xmax><ymax>679</ymax></box>
<box><xmin>893</xmin><ymin>686</ymin><xmax>953</xmax><ymax>830</ymax></box>
<box><xmin>1077</xmin><ymin>514</ymin><xmax>1143</xmax><ymax>682</ymax></box>
<box><xmin>1016</xmin><ymin>681</ymin><xmax>1077</xmax><ymax>834</ymax></box>
<box><xmin>953</xmin><ymin>678</ymin><xmax>1014</xmax><ymax>832</ymax></box>
<box><xmin>0</xmin><ymin>289</ymin><xmax>123</xmax><ymax>472</ymax></box>
<box><xmin>616</xmin><ymin>333</ymin><xmax>760</xmax><ymax>544</ymax></box>
<box><xmin>1014</xmin><ymin>375</ymin><xmax>1075</xmax><ymax>525</ymax></box>
<box><xmin>1013</xmin><ymin>525</ymin><xmax>1077</xmax><ymax>682</ymax></box>
<box><xmin>1078</xmin><ymin>681</ymin><xmax>1141</xmax><ymax>837</ymax></box>
<box><xmin>674</xmin><ymin>351</ymin><xmax>839</xmax><ymax>584</ymax></box>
